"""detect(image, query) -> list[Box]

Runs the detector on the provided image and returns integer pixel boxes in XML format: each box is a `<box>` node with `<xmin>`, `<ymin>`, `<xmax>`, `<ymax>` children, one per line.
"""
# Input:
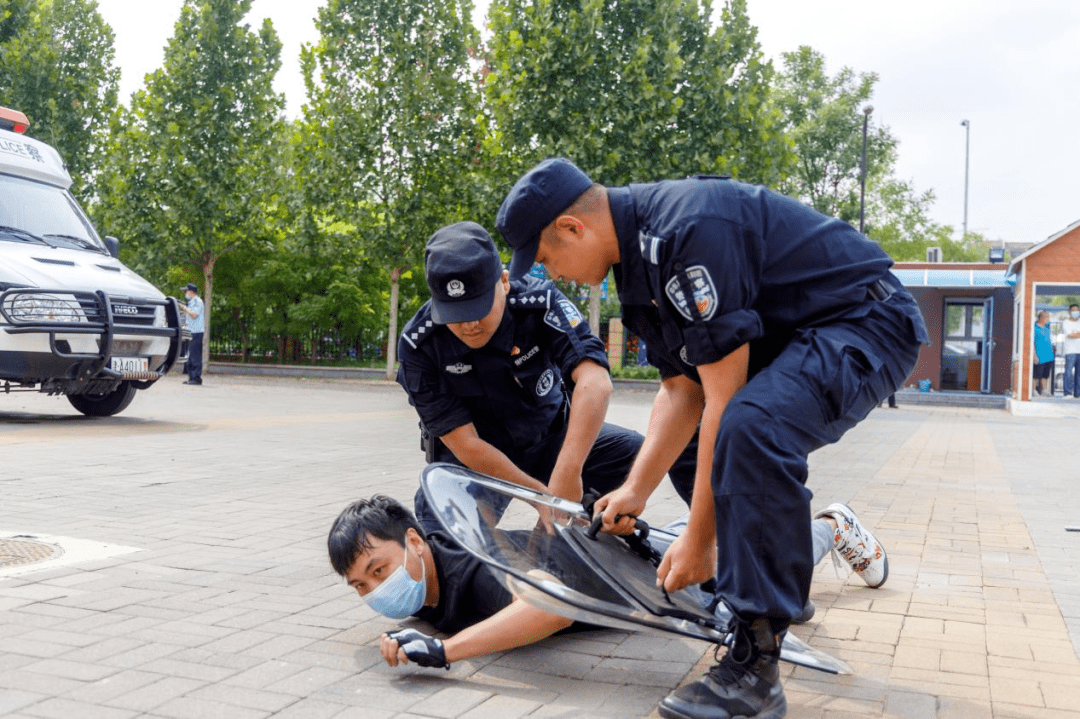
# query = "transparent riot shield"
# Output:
<box><xmin>420</xmin><ymin>463</ymin><xmax>852</xmax><ymax>675</ymax></box>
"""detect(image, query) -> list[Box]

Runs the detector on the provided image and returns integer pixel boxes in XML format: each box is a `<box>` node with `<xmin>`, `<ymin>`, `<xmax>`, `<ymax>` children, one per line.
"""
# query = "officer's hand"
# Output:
<box><xmin>595</xmin><ymin>486</ymin><xmax>648</xmax><ymax>536</ymax></box>
<box><xmin>546</xmin><ymin>467</ymin><xmax>583</xmax><ymax>504</ymax></box>
<box><xmin>656</xmin><ymin>530</ymin><xmax>717</xmax><ymax>593</ymax></box>
<box><xmin>382</xmin><ymin>629</ymin><xmax>450</xmax><ymax>669</ymax></box>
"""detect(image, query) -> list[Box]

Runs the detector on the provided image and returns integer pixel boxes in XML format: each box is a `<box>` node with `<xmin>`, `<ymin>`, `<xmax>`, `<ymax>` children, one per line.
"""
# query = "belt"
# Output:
<box><xmin>867</xmin><ymin>279</ymin><xmax>895</xmax><ymax>302</ymax></box>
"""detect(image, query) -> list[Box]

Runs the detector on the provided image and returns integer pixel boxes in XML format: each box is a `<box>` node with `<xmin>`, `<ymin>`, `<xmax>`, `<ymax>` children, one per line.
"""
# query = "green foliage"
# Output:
<box><xmin>774</xmin><ymin>46</ymin><xmax>889</xmax><ymax>224</ymax></box>
<box><xmin>483</xmin><ymin>0</ymin><xmax>791</xmax><ymax>194</ymax></box>
<box><xmin>95</xmin><ymin>0</ymin><xmax>284</xmax><ymax>288</ymax></box>
<box><xmin>0</xmin><ymin>0</ymin><xmax>119</xmax><ymax>203</ymax></box>
<box><xmin>775</xmin><ymin>46</ymin><xmax>985</xmax><ymax>262</ymax></box>
<box><xmin>610</xmin><ymin>364</ymin><xmax>660</xmax><ymax>380</ymax></box>
<box><xmin>302</xmin><ymin>0</ymin><xmax>485</xmax><ymax>375</ymax></box>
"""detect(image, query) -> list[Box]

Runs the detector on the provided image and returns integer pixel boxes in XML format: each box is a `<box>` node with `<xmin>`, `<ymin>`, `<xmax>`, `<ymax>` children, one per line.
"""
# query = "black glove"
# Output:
<box><xmin>386</xmin><ymin>628</ymin><xmax>450</xmax><ymax>669</ymax></box>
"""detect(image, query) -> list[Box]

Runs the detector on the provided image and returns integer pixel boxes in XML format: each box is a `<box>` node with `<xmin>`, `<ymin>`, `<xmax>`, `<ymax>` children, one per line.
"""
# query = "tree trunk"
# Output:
<box><xmin>385</xmin><ymin>266</ymin><xmax>403</xmax><ymax>381</ymax></box>
<box><xmin>588</xmin><ymin>282</ymin><xmax>602</xmax><ymax>337</ymax></box>
<box><xmin>201</xmin><ymin>256</ymin><xmax>217</xmax><ymax>371</ymax></box>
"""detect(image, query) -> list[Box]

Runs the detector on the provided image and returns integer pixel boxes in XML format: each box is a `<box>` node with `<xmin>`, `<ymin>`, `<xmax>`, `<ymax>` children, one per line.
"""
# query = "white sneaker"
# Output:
<box><xmin>813</xmin><ymin>503</ymin><xmax>888</xmax><ymax>588</ymax></box>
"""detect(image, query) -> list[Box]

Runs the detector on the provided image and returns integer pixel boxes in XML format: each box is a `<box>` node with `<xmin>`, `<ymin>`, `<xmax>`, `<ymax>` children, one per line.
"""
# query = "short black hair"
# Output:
<box><xmin>327</xmin><ymin>496</ymin><xmax>424</xmax><ymax>576</ymax></box>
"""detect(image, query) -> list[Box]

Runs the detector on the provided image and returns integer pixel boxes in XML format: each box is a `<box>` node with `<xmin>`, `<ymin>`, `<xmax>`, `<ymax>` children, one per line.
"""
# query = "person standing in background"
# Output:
<box><xmin>1033</xmin><ymin>310</ymin><xmax>1054</xmax><ymax>397</ymax></box>
<box><xmin>1061</xmin><ymin>304</ymin><xmax>1080</xmax><ymax>398</ymax></box>
<box><xmin>180</xmin><ymin>282</ymin><xmax>204</xmax><ymax>386</ymax></box>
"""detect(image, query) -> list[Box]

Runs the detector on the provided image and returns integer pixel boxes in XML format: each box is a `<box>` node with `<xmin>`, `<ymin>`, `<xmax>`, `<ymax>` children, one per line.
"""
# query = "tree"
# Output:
<box><xmin>483</xmin><ymin>0</ymin><xmax>791</xmax><ymax>325</ymax></box>
<box><xmin>485</xmin><ymin>0</ymin><xmax>789</xmax><ymax>187</ymax></box>
<box><xmin>773</xmin><ymin>46</ymin><xmax>890</xmax><ymax>224</ymax></box>
<box><xmin>96</xmin><ymin>0</ymin><xmax>284</xmax><ymax>370</ymax></box>
<box><xmin>774</xmin><ymin>46</ymin><xmax>981</xmax><ymax>261</ymax></box>
<box><xmin>302</xmin><ymin>0</ymin><xmax>484</xmax><ymax>379</ymax></box>
<box><xmin>0</xmin><ymin>0</ymin><xmax>119</xmax><ymax>202</ymax></box>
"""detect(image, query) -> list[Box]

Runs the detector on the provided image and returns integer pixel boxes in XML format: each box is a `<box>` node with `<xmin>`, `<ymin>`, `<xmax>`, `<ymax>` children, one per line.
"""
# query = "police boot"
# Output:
<box><xmin>658</xmin><ymin>617</ymin><xmax>786</xmax><ymax>719</ymax></box>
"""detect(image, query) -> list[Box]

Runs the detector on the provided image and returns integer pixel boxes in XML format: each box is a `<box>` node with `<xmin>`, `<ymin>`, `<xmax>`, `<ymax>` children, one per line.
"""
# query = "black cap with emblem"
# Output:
<box><xmin>425</xmin><ymin>221</ymin><xmax>505</xmax><ymax>325</ymax></box>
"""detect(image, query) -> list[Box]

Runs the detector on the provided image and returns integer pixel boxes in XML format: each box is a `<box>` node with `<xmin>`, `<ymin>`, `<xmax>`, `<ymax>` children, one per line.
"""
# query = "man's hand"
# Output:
<box><xmin>382</xmin><ymin>628</ymin><xmax>450</xmax><ymax>669</ymax></box>
<box><xmin>594</xmin><ymin>485</ymin><xmax>650</xmax><ymax>535</ymax></box>
<box><xmin>656</xmin><ymin>529</ymin><xmax>717</xmax><ymax>593</ymax></box>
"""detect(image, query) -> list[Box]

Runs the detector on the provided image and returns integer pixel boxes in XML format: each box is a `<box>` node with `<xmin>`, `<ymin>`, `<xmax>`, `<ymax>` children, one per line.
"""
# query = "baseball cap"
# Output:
<box><xmin>425</xmin><ymin>222</ymin><xmax>505</xmax><ymax>325</ymax></box>
<box><xmin>496</xmin><ymin>158</ymin><xmax>593</xmax><ymax>279</ymax></box>
<box><xmin>183</xmin><ymin>283</ymin><xmax>198</xmax><ymax>293</ymax></box>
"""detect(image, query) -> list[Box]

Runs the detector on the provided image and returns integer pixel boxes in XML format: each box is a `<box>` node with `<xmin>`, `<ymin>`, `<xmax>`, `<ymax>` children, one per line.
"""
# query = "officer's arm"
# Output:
<box><xmin>657</xmin><ymin>343</ymin><xmax>749</xmax><ymax>592</ymax></box>
<box><xmin>440</xmin><ymin>423</ymin><xmax>547</xmax><ymax>494</ymax></box>
<box><xmin>547</xmin><ymin>359</ymin><xmax>611</xmax><ymax>502</ymax></box>
<box><xmin>597</xmin><ymin>374</ymin><xmax>703</xmax><ymax>532</ymax></box>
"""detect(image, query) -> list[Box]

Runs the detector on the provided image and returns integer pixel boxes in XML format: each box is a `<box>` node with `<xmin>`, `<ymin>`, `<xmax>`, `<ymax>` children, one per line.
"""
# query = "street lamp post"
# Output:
<box><xmin>960</xmin><ymin>119</ymin><xmax>970</xmax><ymax>240</ymax></box>
<box><xmin>858</xmin><ymin>105</ymin><xmax>873</xmax><ymax>234</ymax></box>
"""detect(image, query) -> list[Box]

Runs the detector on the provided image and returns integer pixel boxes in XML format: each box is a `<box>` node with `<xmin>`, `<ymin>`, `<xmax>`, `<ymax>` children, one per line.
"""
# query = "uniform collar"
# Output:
<box><xmin>608</xmin><ymin>186</ymin><xmax>653</xmax><ymax>307</ymax></box>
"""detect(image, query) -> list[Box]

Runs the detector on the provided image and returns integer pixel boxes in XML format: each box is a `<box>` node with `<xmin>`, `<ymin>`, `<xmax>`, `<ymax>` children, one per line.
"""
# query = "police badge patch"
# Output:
<box><xmin>445</xmin><ymin>362</ymin><xmax>473</xmax><ymax>375</ymax></box>
<box><xmin>535</xmin><ymin>369</ymin><xmax>555</xmax><ymax>396</ymax></box>
<box><xmin>447</xmin><ymin>279</ymin><xmax>465</xmax><ymax>297</ymax></box>
<box><xmin>544</xmin><ymin>299</ymin><xmax>583</xmax><ymax>333</ymax></box>
<box><xmin>665</xmin><ymin>266</ymin><xmax>718</xmax><ymax>321</ymax></box>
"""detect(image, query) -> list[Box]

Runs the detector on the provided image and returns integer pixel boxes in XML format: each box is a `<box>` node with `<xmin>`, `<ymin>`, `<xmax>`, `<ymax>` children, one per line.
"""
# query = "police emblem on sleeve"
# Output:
<box><xmin>665</xmin><ymin>266</ymin><xmax>718</xmax><ymax>321</ymax></box>
<box><xmin>544</xmin><ymin>299</ymin><xmax>583</xmax><ymax>332</ymax></box>
<box><xmin>535</xmin><ymin>369</ymin><xmax>555</xmax><ymax>396</ymax></box>
<box><xmin>446</xmin><ymin>279</ymin><xmax>465</xmax><ymax>297</ymax></box>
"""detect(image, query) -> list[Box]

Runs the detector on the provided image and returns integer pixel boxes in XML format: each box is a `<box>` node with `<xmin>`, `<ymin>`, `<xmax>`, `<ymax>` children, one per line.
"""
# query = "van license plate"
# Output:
<box><xmin>111</xmin><ymin>356</ymin><xmax>148</xmax><ymax>373</ymax></box>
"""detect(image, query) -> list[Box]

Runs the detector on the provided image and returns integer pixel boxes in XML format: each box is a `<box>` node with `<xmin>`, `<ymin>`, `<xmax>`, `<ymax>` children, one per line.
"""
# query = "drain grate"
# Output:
<box><xmin>0</xmin><ymin>537</ymin><xmax>62</xmax><ymax>568</ymax></box>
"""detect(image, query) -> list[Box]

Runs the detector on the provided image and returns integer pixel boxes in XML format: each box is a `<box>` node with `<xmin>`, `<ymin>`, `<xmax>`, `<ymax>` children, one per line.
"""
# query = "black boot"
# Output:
<box><xmin>658</xmin><ymin>617</ymin><xmax>786</xmax><ymax>719</ymax></box>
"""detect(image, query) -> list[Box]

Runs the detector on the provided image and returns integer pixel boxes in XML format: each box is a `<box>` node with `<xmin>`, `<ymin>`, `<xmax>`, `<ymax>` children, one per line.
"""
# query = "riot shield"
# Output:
<box><xmin>420</xmin><ymin>463</ymin><xmax>852</xmax><ymax>675</ymax></box>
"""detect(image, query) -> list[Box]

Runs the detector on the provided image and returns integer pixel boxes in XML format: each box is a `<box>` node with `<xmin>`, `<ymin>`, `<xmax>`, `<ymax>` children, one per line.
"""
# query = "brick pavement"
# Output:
<box><xmin>1</xmin><ymin>375</ymin><xmax>1079</xmax><ymax>718</ymax></box>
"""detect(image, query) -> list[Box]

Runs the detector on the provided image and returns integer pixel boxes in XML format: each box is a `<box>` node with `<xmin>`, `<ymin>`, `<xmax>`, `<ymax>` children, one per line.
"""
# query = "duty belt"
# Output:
<box><xmin>867</xmin><ymin>279</ymin><xmax>895</xmax><ymax>302</ymax></box>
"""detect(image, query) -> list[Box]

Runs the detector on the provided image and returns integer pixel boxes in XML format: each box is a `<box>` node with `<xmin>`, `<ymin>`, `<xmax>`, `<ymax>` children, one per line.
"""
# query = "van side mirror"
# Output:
<box><xmin>104</xmin><ymin>236</ymin><xmax>120</xmax><ymax>258</ymax></box>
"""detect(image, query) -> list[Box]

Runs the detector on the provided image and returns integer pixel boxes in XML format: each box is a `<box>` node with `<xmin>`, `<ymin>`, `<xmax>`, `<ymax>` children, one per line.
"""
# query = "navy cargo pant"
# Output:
<box><xmin>414</xmin><ymin>421</ymin><xmax>697</xmax><ymax>534</ymax></box>
<box><xmin>711</xmin><ymin>289</ymin><xmax>924</xmax><ymax>631</ymax></box>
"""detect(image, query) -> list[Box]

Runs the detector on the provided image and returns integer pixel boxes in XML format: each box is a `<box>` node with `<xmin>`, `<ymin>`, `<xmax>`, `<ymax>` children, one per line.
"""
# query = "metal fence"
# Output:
<box><xmin>208</xmin><ymin>316</ymin><xmax>386</xmax><ymax>365</ymax></box>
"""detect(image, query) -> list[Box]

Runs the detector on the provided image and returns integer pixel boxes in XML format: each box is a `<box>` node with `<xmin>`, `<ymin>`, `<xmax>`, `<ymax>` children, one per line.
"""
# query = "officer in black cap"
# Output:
<box><xmin>497</xmin><ymin>159</ymin><xmax>927</xmax><ymax>719</ymax></box>
<box><xmin>397</xmin><ymin>221</ymin><xmax>666</xmax><ymax>532</ymax></box>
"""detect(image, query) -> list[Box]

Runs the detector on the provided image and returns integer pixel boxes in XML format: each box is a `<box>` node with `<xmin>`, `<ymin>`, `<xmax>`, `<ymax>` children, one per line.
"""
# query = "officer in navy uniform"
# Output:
<box><xmin>396</xmin><ymin>221</ymin><xmax>667</xmax><ymax>532</ymax></box>
<box><xmin>497</xmin><ymin>158</ymin><xmax>927</xmax><ymax>719</ymax></box>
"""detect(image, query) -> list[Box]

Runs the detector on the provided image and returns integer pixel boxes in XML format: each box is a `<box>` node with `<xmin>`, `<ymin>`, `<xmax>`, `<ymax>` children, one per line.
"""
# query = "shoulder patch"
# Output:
<box><xmin>544</xmin><ymin>298</ymin><xmax>583</xmax><ymax>333</ymax></box>
<box><xmin>665</xmin><ymin>265</ymin><xmax>718</xmax><ymax>322</ymax></box>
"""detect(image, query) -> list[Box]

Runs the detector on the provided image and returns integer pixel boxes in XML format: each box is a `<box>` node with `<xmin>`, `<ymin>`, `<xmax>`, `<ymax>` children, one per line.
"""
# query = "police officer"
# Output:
<box><xmin>497</xmin><ymin>158</ymin><xmax>927</xmax><ymax>719</ymax></box>
<box><xmin>397</xmin><ymin>221</ymin><xmax>656</xmax><ymax>532</ymax></box>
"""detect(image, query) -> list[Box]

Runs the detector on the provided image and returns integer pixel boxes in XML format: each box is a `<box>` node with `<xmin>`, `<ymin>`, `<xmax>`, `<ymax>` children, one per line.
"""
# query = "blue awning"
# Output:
<box><xmin>892</xmin><ymin>269</ymin><xmax>1012</xmax><ymax>288</ymax></box>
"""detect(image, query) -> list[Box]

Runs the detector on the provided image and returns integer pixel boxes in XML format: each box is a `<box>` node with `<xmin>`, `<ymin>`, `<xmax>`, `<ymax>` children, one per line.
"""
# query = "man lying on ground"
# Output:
<box><xmin>327</xmin><ymin>494</ymin><xmax>886</xmax><ymax>669</ymax></box>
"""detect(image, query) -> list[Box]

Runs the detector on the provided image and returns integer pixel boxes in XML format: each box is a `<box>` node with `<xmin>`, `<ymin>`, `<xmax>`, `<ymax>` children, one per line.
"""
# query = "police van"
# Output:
<box><xmin>0</xmin><ymin>106</ymin><xmax>185</xmax><ymax>416</ymax></box>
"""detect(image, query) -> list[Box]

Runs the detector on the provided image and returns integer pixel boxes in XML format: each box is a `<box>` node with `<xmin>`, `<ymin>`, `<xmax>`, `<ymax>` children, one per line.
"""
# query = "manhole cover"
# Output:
<box><xmin>0</xmin><ymin>538</ymin><xmax>62</xmax><ymax>568</ymax></box>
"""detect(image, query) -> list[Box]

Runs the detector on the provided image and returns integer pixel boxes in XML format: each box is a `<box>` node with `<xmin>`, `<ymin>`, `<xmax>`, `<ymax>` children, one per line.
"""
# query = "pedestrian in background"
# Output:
<box><xmin>1033</xmin><ymin>310</ymin><xmax>1054</xmax><ymax>397</ymax></box>
<box><xmin>180</xmin><ymin>282</ymin><xmax>204</xmax><ymax>386</ymax></box>
<box><xmin>1061</xmin><ymin>304</ymin><xmax>1080</xmax><ymax>398</ymax></box>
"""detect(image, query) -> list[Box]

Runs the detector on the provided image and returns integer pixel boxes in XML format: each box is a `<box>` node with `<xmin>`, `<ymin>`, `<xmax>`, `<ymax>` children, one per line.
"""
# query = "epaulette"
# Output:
<box><xmin>400</xmin><ymin>305</ymin><xmax>437</xmax><ymax>350</ymax></box>
<box><xmin>639</xmin><ymin>230</ymin><xmax>666</xmax><ymax>265</ymax></box>
<box><xmin>507</xmin><ymin>286</ymin><xmax>553</xmax><ymax>311</ymax></box>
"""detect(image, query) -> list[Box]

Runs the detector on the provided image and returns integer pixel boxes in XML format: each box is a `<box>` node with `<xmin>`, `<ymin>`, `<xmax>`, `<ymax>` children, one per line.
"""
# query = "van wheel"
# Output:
<box><xmin>68</xmin><ymin>382</ymin><xmax>137</xmax><ymax>417</ymax></box>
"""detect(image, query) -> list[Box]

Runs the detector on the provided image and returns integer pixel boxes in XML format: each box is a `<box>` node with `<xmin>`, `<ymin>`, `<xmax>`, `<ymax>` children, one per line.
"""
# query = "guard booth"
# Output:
<box><xmin>892</xmin><ymin>263</ymin><xmax>1014</xmax><ymax>395</ymax></box>
<box><xmin>1006</xmin><ymin>220</ymin><xmax>1080</xmax><ymax>401</ymax></box>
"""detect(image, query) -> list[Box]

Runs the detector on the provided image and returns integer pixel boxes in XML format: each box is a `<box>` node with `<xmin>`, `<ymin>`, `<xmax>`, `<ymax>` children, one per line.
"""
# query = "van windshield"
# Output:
<box><xmin>0</xmin><ymin>174</ymin><xmax>106</xmax><ymax>253</ymax></box>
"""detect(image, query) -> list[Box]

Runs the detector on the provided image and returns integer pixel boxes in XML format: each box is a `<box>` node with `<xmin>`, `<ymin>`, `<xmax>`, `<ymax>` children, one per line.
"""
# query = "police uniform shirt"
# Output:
<box><xmin>397</xmin><ymin>277</ymin><xmax>608</xmax><ymax>456</ymax></box>
<box><xmin>606</xmin><ymin>177</ymin><xmax>923</xmax><ymax>379</ymax></box>
<box><xmin>413</xmin><ymin>530</ymin><xmax>513</xmax><ymax>634</ymax></box>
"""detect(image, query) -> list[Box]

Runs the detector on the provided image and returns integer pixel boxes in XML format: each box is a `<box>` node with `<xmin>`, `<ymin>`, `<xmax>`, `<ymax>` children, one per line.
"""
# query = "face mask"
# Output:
<box><xmin>363</xmin><ymin>542</ymin><xmax>426</xmax><ymax>619</ymax></box>
<box><xmin>1071</xmin><ymin>312</ymin><xmax>1079</xmax><ymax>319</ymax></box>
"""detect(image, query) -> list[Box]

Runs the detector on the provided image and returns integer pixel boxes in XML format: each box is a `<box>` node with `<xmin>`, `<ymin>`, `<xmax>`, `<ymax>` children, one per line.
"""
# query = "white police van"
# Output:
<box><xmin>0</xmin><ymin>106</ymin><xmax>185</xmax><ymax>416</ymax></box>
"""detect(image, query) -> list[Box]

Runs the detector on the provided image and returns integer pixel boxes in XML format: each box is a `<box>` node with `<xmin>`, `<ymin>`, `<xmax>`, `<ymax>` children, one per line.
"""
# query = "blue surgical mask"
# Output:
<box><xmin>364</xmin><ymin>543</ymin><xmax>426</xmax><ymax>619</ymax></box>
<box><xmin>1071</xmin><ymin>312</ymin><xmax>1079</xmax><ymax>319</ymax></box>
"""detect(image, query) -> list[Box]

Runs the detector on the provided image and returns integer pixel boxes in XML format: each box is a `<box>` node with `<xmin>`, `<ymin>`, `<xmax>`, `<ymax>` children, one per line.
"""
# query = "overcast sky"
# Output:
<box><xmin>97</xmin><ymin>0</ymin><xmax>1079</xmax><ymax>247</ymax></box>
